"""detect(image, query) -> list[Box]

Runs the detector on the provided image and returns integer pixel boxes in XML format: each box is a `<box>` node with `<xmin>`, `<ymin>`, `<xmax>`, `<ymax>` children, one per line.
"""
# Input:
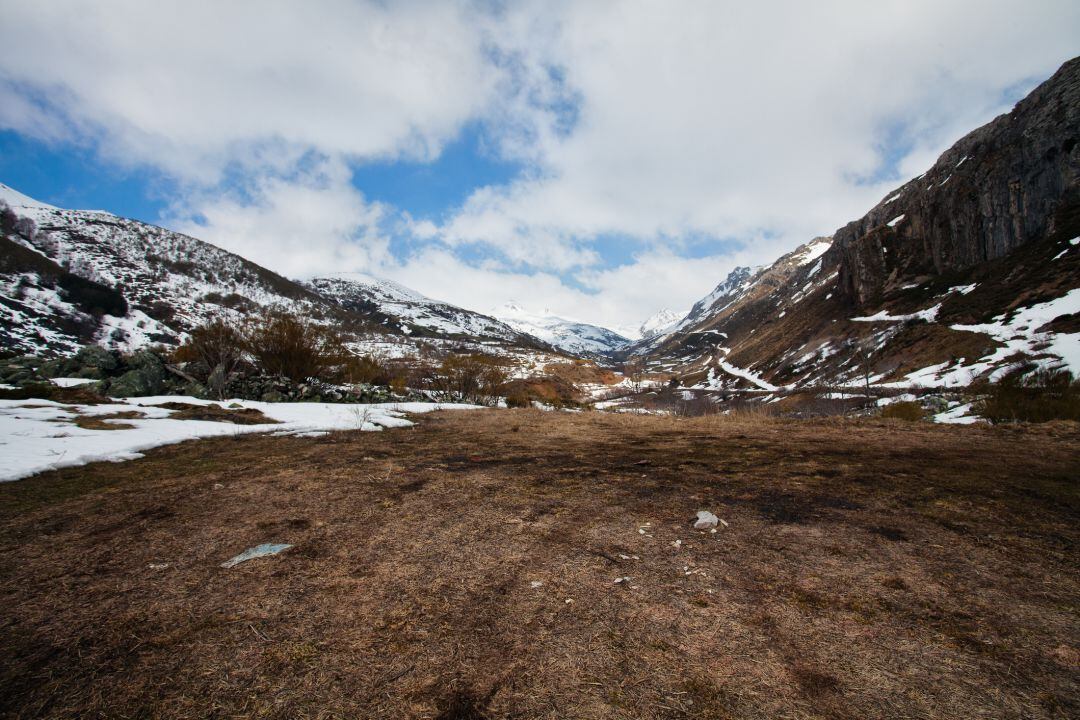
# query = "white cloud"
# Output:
<box><xmin>0</xmin><ymin>0</ymin><xmax>500</xmax><ymax>181</ymax></box>
<box><xmin>2</xmin><ymin>1</ymin><xmax>1078</xmax><ymax>328</ymax></box>
<box><xmin>444</xmin><ymin>0</ymin><xmax>1080</xmax><ymax>268</ymax></box>
<box><xmin>167</xmin><ymin>158</ymin><xmax>393</xmax><ymax>279</ymax></box>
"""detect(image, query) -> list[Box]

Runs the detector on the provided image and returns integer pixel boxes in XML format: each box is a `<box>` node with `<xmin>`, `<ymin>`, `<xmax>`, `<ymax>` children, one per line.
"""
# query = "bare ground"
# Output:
<box><xmin>0</xmin><ymin>410</ymin><xmax>1077</xmax><ymax>719</ymax></box>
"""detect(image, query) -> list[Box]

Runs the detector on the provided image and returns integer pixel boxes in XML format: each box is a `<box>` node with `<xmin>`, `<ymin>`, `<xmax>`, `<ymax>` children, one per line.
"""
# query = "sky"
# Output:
<box><xmin>0</xmin><ymin>1</ymin><xmax>1077</xmax><ymax>334</ymax></box>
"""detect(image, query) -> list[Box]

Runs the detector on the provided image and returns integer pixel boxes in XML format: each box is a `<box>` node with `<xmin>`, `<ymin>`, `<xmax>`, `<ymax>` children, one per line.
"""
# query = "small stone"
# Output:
<box><xmin>693</xmin><ymin>510</ymin><xmax>719</xmax><ymax>530</ymax></box>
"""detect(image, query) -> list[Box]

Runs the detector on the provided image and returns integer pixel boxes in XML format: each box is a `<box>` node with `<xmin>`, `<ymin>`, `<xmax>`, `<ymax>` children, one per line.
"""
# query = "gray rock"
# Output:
<box><xmin>693</xmin><ymin>510</ymin><xmax>720</xmax><ymax>530</ymax></box>
<box><xmin>835</xmin><ymin>57</ymin><xmax>1080</xmax><ymax>308</ymax></box>
<box><xmin>106</xmin><ymin>352</ymin><xmax>165</xmax><ymax>397</ymax></box>
<box><xmin>73</xmin><ymin>345</ymin><xmax>118</xmax><ymax>373</ymax></box>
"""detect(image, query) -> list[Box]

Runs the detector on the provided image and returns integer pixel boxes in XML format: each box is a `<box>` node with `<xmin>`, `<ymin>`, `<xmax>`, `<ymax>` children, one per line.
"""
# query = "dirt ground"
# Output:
<box><xmin>0</xmin><ymin>410</ymin><xmax>1077</xmax><ymax>719</ymax></box>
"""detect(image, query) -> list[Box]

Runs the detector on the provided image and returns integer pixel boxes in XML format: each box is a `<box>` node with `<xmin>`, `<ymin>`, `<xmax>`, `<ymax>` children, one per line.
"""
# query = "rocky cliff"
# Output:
<box><xmin>833</xmin><ymin>56</ymin><xmax>1080</xmax><ymax>308</ymax></box>
<box><xmin>636</xmin><ymin>56</ymin><xmax>1080</xmax><ymax>390</ymax></box>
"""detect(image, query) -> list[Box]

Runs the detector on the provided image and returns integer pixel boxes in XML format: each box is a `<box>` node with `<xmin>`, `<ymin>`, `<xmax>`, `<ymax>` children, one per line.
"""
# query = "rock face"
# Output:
<box><xmin>633</xmin><ymin>56</ymin><xmax>1080</xmax><ymax>390</ymax></box>
<box><xmin>833</xmin><ymin>57</ymin><xmax>1080</xmax><ymax>308</ymax></box>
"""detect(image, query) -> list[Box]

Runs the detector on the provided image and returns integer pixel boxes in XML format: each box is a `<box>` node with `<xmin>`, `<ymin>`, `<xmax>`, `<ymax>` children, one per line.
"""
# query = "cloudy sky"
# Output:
<box><xmin>1</xmin><ymin>1</ymin><xmax>1077</xmax><ymax>332</ymax></box>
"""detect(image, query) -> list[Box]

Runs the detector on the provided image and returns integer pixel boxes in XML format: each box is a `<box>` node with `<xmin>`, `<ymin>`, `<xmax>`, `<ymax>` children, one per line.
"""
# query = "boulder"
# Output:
<box><xmin>106</xmin><ymin>351</ymin><xmax>166</xmax><ymax>397</ymax></box>
<box><xmin>73</xmin><ymin>345</ymin><xmax>118</xmax><ymax>375</ymax></box>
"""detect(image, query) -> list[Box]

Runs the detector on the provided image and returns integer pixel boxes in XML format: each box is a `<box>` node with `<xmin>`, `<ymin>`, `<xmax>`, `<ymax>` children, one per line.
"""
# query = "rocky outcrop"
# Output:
<box><xmin>634</xmin><ymin>56</ymin><xmax>1080</xmax><ymax>390</ymax></box>
<box><xmin>834</xmin><ymin>56</ymin><xmax>1080</xmax><ymax>308</ymax></box>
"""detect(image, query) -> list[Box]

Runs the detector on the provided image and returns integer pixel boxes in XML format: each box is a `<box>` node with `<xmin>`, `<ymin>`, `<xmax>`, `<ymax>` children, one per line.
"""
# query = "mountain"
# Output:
<box><xmin>0</xmin><ymin>185</ymin><xmax>554</xmax><ymax>359</ymax></box>
<box><xmin>308</xmin><ymin>274</ymin><xmax>536</xmax><ymax>344</ymax></box>
<box><xmin>0</xmin><ymin>183</ymin><xmax>334</xmax><ymax>355</ymax></box>
<box><xmin>635</xmin><ymin>56</ymin><xmax>1080</xmax><ymax>391</ymax></box>
<box><xmin>638</xmin><ymin>308</ymin><xmax>684</xmax><ymax>340</ymax></box>
<box><xmin>494</xmin><ymin>302</ymin><xmax>630</xmax><ymax>357</ymax></box>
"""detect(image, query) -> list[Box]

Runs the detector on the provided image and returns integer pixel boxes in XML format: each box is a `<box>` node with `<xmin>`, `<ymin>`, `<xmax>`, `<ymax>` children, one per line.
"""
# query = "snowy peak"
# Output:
<box><xmin>0</xmin><ymin>182</ymin><xmax>57</xmax><ymax>211</ymax></box>
<box><xmin>639</xmin><ymin>308</ymin><xmax>683</xmax><ymax>340</ymax></box>
<box><xmin>492</xmin><ymin>302</ymin><xmax>630</xmax><ymax>357</ymax></box>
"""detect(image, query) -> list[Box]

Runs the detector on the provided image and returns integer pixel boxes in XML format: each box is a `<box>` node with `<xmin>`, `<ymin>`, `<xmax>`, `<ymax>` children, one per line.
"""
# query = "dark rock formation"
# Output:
<box><xmin>834</xmin><ymin>56</ymin><xmax>1080</xmax><ymax>308</ymax></box>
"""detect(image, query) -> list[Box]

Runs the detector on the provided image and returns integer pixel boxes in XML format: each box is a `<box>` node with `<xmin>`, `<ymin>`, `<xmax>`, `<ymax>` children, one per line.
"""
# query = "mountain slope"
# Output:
<box><xmin>0</xmin><ymin>187</ymin><xmax>336</xmax><ymax>355</ymax></box>
<box><xmin>494</xmin><ymin>303</ymin><xmax>630</xmax><ymax>357</ymax></box>
<box><xmin>308</xmin><ymin>274</ymin><xmax>537</xmax><ymax>344</ymax></box>
<box><xmin>637</xmin><ymin>56</ymin><xmax>1080</xmax><ymax>391</ymax></box>
<box><xmin>0</xmin><ymin>186</ymin><xmax>554</xmax><ymax>359</ymax></box>
<box><xmin>638</xmin><ymin>308</ymin><xmax>684</xmax><ymax>340</ymax></box>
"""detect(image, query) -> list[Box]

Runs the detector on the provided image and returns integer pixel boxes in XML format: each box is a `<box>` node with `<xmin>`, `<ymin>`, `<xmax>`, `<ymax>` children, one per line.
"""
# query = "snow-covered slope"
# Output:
<box><xmin>0</xmin><ymin>184</ymin><xmax>560</xmax><ymax>358</ymax></box>
<box><xmin>309</xmin><ymin>274</ymin><xmax>531</xmax><ymax>343</ymax></box>
<box><xmin>494</xmin><ymin>302</ymin><xmax>630</xmax><ymax>357</ymax></box>
<box><xmin>1</xmin><ymin>187</ymin><xmax>336</xmax><ymax>355</ymax></box>
<box><xmin>0</xmin><ymin>182</ymin><xmax>58</xmax><ymax>210</ymax></box>
<box><xmin>638</xmin><ymin>308</ymin><xmax>684</xmax><ymax>340</ymax></box>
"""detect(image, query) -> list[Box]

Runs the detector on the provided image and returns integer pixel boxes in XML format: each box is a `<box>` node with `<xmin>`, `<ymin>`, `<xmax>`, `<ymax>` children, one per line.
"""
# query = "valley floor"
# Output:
<box><xmin>0</xmin><ymin>411</ymin><xmax>1077</xmax><ymax>719</ymax></box>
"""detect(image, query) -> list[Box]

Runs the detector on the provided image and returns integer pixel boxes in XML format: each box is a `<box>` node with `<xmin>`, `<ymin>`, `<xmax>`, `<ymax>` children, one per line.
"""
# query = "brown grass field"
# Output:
<box><xmin>0</xmin><ymin>409</ymin><xmax>1077</xmax><ymax>719</ymax></box>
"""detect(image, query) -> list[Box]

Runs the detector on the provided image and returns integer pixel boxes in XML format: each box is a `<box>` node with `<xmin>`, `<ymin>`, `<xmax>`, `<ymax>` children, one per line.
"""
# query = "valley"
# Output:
<box><xmin>0</xmin><ymin>410</ymin><xmax>1076</xmax><ymax>718</ymax></box>
<box><xmin>0</xmin><ymin>13</ymin><xmax>1078</xmax><ymax>720</ymax></box>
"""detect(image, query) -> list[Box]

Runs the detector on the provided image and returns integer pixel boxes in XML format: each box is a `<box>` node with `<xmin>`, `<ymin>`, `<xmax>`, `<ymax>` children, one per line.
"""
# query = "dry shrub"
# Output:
<box><xmin>881</xmin><ymin>401</ymin><xmax>925</xmax><ymax>421</ymax></box>
<box><xmin>433</xmin><ymin>354</ymin><xmax>509</xmax><ymax>406</ymax></box>
<box><xmin>243</xmin><ymin>309</ymin><xmax>350</xmax><ymax>382</ymax></box>
<box><xmin>505</xmin><ymin>390</ymin><xmax>531</xmax><ymax>408</ymax></box>
<box><xmin>978</xmin><ymin>368</ymin><xmax>1080</xmax><ymax>423</ymax></box>
<box><xmin>343</xmin><ymin>354</ymin><xmax>390</xmax><ymax>385</ymax></box>
<box><xmin>502</xmin><ymin>375</ymin><xmax>578</xmax><ymax>408</ymax></box>
<box><xmin>174</xmin><ymin>316</ymin><xmax>245</xmax><ymax>372</ymax></box>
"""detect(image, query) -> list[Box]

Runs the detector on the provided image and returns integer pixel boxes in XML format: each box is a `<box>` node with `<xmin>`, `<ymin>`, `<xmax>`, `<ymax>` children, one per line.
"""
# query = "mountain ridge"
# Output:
<box><xmin>634</xmin><ymin>56</ymin><xmax>1080</xmax><ymax>391</ymax></box>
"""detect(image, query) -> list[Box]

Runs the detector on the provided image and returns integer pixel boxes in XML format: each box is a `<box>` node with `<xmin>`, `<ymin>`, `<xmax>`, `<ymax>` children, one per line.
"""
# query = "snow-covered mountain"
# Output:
<box><xmin>308</xmin><ymin>274</ymin><xmax>532</xmax><ymax>343</ymax></box>
<box><xmin>638</xmin><ymin>308</ymin><xmax>684</xmax><ymax>340</ymax></box>
<box><xmin>493</xmin><ymin>302</ymin><xmax>630</xmax><ymax>357</ymax></box>
<box><xmin>0</xmin><ymin>184</ymin><xmax>551</xmax><ymax>358</ymax></box>
<box><xmin>0</xmin><ymin>183</ymin><xmax>334</xmax><ymax>355</ymax></box>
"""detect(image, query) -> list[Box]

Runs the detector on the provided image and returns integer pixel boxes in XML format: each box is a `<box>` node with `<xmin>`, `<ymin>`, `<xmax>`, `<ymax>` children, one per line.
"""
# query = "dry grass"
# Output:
<box><xmin>67</xmin><ymin>409</ymin><xmax>144</xmax><ymax>430</ymax></box>
<box><xmin>0</xmin><ymin>410</ymin><xmax>1077</xmax><ymax>719</ymax></box>
<box><xmin>153</xmin><ymin>401</ymin><xmax>278</xmax><ymax>425</ymax></box>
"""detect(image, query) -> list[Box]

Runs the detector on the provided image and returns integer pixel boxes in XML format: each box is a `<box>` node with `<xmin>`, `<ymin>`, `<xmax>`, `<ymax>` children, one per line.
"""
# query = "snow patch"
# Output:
<box><xmin>0</xmin><ymin>396</ymin><xmax>483</xmax><ymax>482</ymax></box>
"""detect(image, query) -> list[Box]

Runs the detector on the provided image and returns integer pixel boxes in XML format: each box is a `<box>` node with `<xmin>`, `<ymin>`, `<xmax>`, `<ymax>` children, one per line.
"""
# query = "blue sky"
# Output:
<box><xmin>1</xmin><ymin>1</ymin><xmax>1077</xmax><ymax>331</ymax></box>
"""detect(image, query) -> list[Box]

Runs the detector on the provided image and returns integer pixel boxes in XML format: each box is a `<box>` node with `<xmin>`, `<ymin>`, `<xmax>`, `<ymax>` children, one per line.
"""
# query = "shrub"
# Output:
<box><xmin>434</xmin><ymin>354</ymin><xmax>509</xmax><ymax>406</ymax></box>
<box><xmin>144</xmin><ymin>300</ymin><xmax>177</xmax><ymax>325</ymax></box>
<box><xmin>174</xmin><ymin>316</ymin><xmax>248</xmax><ymax>398</ymax></box>
<box><xmin>978</xmin><ymin>369</ymin><xmax>1080</xmax><ymax>423</ymax></box>
<box><xmin>243</xmin><ymin>309</ymin><xmax>349</xmax><ymax>382</ymax></box>
<box><xmin>343</xmin><ymin>354</ymin><xmax>389</xmax><ymax>385</ymax></box>
<box><xmin>505</xmin><ymin>391</ymin><xmax>531</xmax><ymax>408</ymax></box>
<box><xmin>881</xmin><ymin>401</ymin><xmax>925</xmax><ymax>421</ymax></box>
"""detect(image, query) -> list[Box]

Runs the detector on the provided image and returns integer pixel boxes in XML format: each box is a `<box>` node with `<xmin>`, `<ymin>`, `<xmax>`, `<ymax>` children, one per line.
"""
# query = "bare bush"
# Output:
<box><xmin>881</xmin><ymin>401</ymin><xmax>925</xmax><ymax>421</ymax></box>
<box><xmin>978</xmin><ymin>368</ymin><xmax>1080</xmax><ymax>423</ymax></box>
<box><xmin>343</xmin><ymin>354</ymin><xmax>390</xmax><ymax>385</ymax></box>
<box><xmin>433</xmin><ymin>354</ymin><xmax>509</xmax><ymax>406</ymax></box>
<box><xmin>243</xmin><ymin>309</ymin><xmax>349</xmax><ymax>382</ymax></box>
<box><xmin>173</xmin><ymin>316</ymin><xmax>247</xmax><ymax>398</ymax></box>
